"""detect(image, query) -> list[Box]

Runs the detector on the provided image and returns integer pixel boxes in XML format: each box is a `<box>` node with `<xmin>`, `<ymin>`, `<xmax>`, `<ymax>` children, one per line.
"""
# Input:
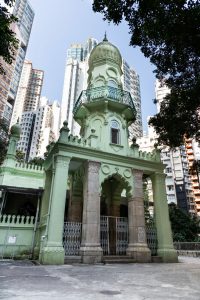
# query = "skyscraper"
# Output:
<box><xmin>10</xmin><ymin>60</ymin><xmax>44</xmax><ymax>127</ymax></box>
<box><xmin>18</xmin><ymin>97</ymin><xmax>60</xmax><ymax>160</ymax></box>
<box><xmin>138</xmin><ymin>80</ymin><xmax>196</xmax><ymax>214</ymax></box>
<box><xmin>60</xmin><ymin>38</ymin><xmax>98</xmax><ymax>134</ymax></box>
<box><xmin>0</xmin><ymin>0</ymin><xmax>34</xmax><ymax>123</ymax></box>
<box><xmin>60</xmin><ymin>37</ymin><xmax>143</xmax><ymax>138</ymax></box>
<box><xmin>122</xmin><ymin>59</ymin><xmax>143</xmax><ymax>138</ymax></box>
<box><xmin>185</xmin><ymin>138</ymin><xmax>200</xmax><ymax>214</ymax></box>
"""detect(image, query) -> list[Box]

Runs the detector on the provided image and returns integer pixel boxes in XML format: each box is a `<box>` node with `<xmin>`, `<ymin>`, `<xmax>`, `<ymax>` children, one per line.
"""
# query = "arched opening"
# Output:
<box><xmin>100</xmin><ymin>174</ymin><xmax>131</xmax><ymax>256</ymax></box>
<box><xmin>108</xmin><ymin>79</ymin><xmax>117</xmax><ymax>88</ymax></box>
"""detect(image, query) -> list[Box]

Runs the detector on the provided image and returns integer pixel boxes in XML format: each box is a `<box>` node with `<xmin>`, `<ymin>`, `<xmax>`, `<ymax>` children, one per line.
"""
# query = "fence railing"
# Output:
<box><xmin>0</xmin><ymin>214</ymin><xmax>35</xmax><ymax>226</ymax></box>
<box><xmin>174</xmin><ymin>242</ymin><xmax>200</xmax><ymax>251</ymax></box>
<box><xmin>63</xmin><ymin>221</ymin><xmax>82</xmax><ymax>256</ymax></box>
<box><xmin>63</xmin><ymin>219</ymin><xmax>158</xmax><ymax>257</ymax></box>
<box><xmin>0</xmin><ymin>215</ymin><xmax>35</xmax><ymax>259</ymax></box>
<box><xmin>146</xmin><ymin>223</ymin><xmax>157</xmax><ymax>256</ymax></box>
<box><xmin>73</xmin><ymin>86</ymin><xmax>136</xmax><ymax>116</ymax></box>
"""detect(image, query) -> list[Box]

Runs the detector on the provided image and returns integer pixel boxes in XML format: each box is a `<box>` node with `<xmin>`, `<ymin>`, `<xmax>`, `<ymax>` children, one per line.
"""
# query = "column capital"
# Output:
<box><xmin>86</xmin><ymin>160</ymin><xmax>101</xmax><ymax>174</ymax></box>
<box><xmin>150</xmin><ymin>171</ymin><xmax>166</xmax><ymax>182</ymax></box>
<box><xmin>54</xmin><ymin>155</ymin><xmax>71</xmax><ymax>168</ymax></box>
<box><xmin>132</xmin><ymin>169</ymin><xmax>143</xmax><ymax>177</ymax></box>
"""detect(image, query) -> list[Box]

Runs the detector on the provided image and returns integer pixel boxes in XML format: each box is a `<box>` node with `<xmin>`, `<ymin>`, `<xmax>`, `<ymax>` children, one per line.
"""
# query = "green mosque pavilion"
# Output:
<box><xmin>0</xmin><ymin>37</ymin><xmax>177</xmax><ymax>264</ymax></box>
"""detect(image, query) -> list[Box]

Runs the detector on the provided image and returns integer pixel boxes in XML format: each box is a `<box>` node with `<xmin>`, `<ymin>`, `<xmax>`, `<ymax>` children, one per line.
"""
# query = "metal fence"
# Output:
<box><xmin>62</xmin><ymin>219</ymin><xmax>158</xmax><ymax>257</ymax></box>
<box><xmin>146</xmin><ymin>223</ymin><xmax>157</xmax><ymax>256</ymax></box>
<box><xmin>100</xmin><ymin>216</ymin><xmax>128</xmax><ymax>255</ymax></box>
<box><xmin>63</xmin><ymin>222</ymin><xmax>82</xmax><ymax>256</ymax></box>
<box><xmin>174</xmin><ymin>242</ymin><xmax>200</xmax><ymax>251</ymax></box>
<box><xmin>73</xmin><ymin>86</ymin><xmax>136</xmax><ymax>116</ymax></box>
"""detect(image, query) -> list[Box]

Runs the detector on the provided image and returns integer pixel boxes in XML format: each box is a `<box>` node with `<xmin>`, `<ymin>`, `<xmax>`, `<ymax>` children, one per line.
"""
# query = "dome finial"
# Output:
<box><xmin>103</xmin><ymin>31</ymin><xmax>108</xmax><ymax>42</ymax></box>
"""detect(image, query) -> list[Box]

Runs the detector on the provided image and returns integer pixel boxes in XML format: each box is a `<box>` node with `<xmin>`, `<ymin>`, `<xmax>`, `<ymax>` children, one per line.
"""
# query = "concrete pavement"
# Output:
<box><xmin>0</xmin><ymin>256</ymin><xmax>200</xmax><ymax>300</ymax></box>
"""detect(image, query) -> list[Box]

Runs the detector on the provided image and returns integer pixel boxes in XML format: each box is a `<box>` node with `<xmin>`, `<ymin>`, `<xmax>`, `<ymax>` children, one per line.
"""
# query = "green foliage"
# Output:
<box><xmin>168</xmin><ymin>203</ymin><xmax>200</xmax><ymax>242</ymax></box>
<box><xmin>16</xmin><ymin>150</ymin><xmax>25</xmax><ymax>162</ymax></box>
<box><xmin>0</xmin><ymin>118</ymin><xmax>9</xmax><ymax>164</ymax></box>
<box><xmin>93</xmin><ymin>0</ymin><xmax>200</xmax><ymax>147</ymax></box>
<box><xmin>0</xmin><ymin>0</ymin><xmax>18</xmax><ymax>74</ymax></box>
<box><xmin>29</xmin><ymin>157</ymin><xmax>44</xmax><ymax>166</ymax></box>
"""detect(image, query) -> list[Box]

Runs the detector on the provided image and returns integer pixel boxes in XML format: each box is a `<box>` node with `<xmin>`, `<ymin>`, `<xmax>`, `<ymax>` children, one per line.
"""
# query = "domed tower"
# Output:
<box><xmin>73</xmin><ymin>35</ymin><xmax>136</xmax><ymax>154</ymax></box>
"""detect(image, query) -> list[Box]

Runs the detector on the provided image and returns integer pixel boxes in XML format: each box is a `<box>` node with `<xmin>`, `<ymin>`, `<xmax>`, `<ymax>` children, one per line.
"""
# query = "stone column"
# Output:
<box><xmin>151</xmin><ymin>172</ymin><xmax>178</xmax><ymax>262</ymax></box>
<box><xmin>39</xmin><ymin>155</ymin><xmax>71</xmax><ymax>265</ymax></box>
<box><xmin>40</xmin><ymin>170</ymin><xmax>52</xmax><ymax>217</ymax></box>
<box><xmin>126</xmin><ymin>169</ymin><xmax>151</xmax><ymax>262</ymax></box>
<box><xmin>80</xmin><ymin>160</ymin><xmax>102</xmax><ymax>263</ymax></box>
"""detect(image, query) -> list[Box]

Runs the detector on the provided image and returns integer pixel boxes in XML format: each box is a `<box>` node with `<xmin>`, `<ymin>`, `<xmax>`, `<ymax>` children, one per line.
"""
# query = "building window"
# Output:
<box><xmin>168</xmin><ymin>185</ymin><xmax>174</xmax><ymax>191</ymax></box>
<box><xmin>111</xmin><ymin>120</ymin><xmax>120</xmax><ymax>144</ymax></box>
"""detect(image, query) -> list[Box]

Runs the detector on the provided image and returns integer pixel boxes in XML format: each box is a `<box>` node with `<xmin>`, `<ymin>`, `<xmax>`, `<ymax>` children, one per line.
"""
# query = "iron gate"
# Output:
<box><xmin>100</xmin><ymin>216</ymin><xmax>157</xmax><ymax>256</ymax></box>
<box><xmin>63</xmin><ymin>222</ymin><xmax>82</xmax><ymax>255</ymax></box>
<box><xmin>63</xmin><ymin>219</ymin><xmax>157</xmax><ymax>256</ymax></box>
<box><xmin>146</xmin><ymin>223</ymin><xmax>157</xmax><ymax>255</ymax></box>
<box><xmin>100</xmin><ymin>216</ymin><xmax>128</xmax><ymax>255</ymax></box>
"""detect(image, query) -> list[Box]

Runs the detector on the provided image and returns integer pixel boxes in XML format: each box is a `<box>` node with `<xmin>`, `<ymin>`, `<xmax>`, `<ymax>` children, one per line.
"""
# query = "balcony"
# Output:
<box><xmin>73</xmin><ymin>86</ymin><xmax>136</xmax><ymax>117</ymax></box>
<box><xmin>193</xmin><ymin>182</ymin><xmax>200</xmax><ymax>188</ymax></box>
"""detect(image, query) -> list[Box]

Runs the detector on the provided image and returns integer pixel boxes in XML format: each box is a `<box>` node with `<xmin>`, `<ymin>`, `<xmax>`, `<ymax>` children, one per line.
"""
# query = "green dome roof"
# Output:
<box><xmin>10</xmin><ymin>122</ymin><xmax>21</xmax><ymax>137</ymax></box>
<box><xmin>89</xmin><ymin>35</ymin><xmax>122</xmax><ymax>67</ymax></box>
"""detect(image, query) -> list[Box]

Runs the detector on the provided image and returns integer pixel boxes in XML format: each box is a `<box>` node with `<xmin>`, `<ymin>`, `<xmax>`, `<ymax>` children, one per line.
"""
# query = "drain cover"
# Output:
<box><xmin>100</xmin><ymin>290</ymin><xmax>121</xmax><ymax>296</ymax></box>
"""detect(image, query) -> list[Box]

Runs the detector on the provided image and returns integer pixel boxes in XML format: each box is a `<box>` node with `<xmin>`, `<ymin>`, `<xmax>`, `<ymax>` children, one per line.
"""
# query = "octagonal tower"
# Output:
<box><xmin>73</xmin><ymin>35</ymin><xmax>136</xmax><ymax>154</ymax></box>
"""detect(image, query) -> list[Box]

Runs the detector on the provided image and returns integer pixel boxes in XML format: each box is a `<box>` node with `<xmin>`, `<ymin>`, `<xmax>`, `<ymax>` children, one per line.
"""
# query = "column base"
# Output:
<box><xmin>32</xmin><ymin>246</ymin><xmax>40</xmax><ymax>260</ymax></box>
<box><xmin>157</xmin><ymin>248</ymin><xmax>178</xmax><ymax>263</ymax></box>
<box><xmin>79</xmin><ymin>245</ymin><xmax>103</xmax><ymax>264</ymax></box>
<box><xmin>126</xmin><ymin>243</ymin><xmax>151</xmax><ymax>262</ymax></box>
<box><xmin>39</xmin><ymin>244</ymin><xmax>65</xmax><ymax>265</ymax></box>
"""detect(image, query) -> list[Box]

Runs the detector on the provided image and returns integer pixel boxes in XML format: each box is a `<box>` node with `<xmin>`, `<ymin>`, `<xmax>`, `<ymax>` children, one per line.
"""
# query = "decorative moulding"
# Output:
<box><xmin>101</xmin><ymin>164</ymin><xmax>110</xmax><ymax>175</ymax></box>
<box><xmin>123</xmin><ymin>169</ymin><xmax>131</xmax><ymax>178</ymax></box>
<box><xmin>110</xmin><ymin>143</ymin><xmax>124</xmax><ymax>152</ymax></box>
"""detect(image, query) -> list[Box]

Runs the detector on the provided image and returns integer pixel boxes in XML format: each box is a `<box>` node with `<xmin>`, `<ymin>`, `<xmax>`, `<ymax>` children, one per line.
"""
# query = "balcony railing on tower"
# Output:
<box><xmin>73</xmin><ymin>86</ymin><xmax>136</xmax><ymax>116</ymax></box>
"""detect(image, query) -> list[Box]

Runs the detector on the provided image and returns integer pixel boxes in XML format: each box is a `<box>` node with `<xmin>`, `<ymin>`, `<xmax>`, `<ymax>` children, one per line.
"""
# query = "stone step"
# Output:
<box><xmin>151</xmin><ymin>256</ymin><xmax>163</xmax><ymax>263</ymax></box>
<box><xmin>64</xmin><ymin>256</ymin><xmax>81</xmax><ymax>264</ymax></box>
<box><xmin>103</xmin><ymin>256</ymin><xmax>136</xmax><ymax>264</ymax></box>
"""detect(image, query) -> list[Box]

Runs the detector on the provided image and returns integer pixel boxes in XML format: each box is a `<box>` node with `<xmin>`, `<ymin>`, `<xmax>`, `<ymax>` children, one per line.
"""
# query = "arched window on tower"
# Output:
<box><xmin>108</xmin><ymin>79</ymin><xmax>117</xmax><ymax>88</ymax></box>
<box><xmin>110</xmin><ymin>120</ymin><xmax>120</xmax><ymax>144</ymax></box>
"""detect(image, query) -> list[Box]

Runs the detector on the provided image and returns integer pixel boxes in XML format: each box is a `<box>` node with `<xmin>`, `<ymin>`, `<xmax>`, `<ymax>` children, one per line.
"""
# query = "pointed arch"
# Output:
<box><xmin>100</xmin><ymin>172</ymin><xmax>132</xmax><ymax>199</ymax></box>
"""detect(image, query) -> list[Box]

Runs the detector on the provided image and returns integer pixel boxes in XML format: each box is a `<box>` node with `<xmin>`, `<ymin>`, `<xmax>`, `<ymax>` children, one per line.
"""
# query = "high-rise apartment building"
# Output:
<box><xmin>0</xmin><ymin>23</ymin><xmax>20</xmax><ymax>121</ymax></box>
<box><xmin>122</xmin><ymin>59</ymin><xmax>142</xmax><ymax>138</ymax></box>
<box><xmin>60</xmin><ymin>37</ymin><xmax>143</xmax><ymax>138</ymax></box>
<box><xmin>0</xmin><ymin>0</ymin><xmax>34</xmax><ymax>123</ymax></box>
<box><xmin>155</xmin><ymin>79</ymin><xmax>171</xmax><ymax>113</ymax></box>
<box><xmin>10</xmin><ymin>60</ymin><xmax>44</xmax><ymax>127</ymax></box>
<box><xmin>67</xmin><ymin>44</ymin><xmax>83</xmax><ymax>61</ymax></box>
<box><xmin>60</xmin><ymin>38</ymin><xmax>98</xmax><ymax>134</ymax></box>
<box><xmin>138</xmin><ymin>127</ymin><xmax>196</xmax><ymax>214</ymax></box>
<box><xmin>185</xmin><ymin>138</ymin><xmax>200</xmax><ymax>214</ymax></box>
<box><xmin>18</xmin><ymin>97</ymin><xmax>60</xmax><ymax>160</ymax></box>
<box><xmin>138</xmin><ymin>80</ymin><xmax>196</xmax><ymax>214</ymax></box>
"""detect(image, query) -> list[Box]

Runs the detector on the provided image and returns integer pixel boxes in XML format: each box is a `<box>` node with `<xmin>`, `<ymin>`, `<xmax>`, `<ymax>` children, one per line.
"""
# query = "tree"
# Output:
<box><xmin>92</xmin><ymin>0</ymin><xmax>200</xmax><ymax>147</ymax></box>
<box><xmin>29</xmin><ymin>157</ymin><xmax>44</xmax><ymax>166</ymax></box>
<box><xmin>168</xmin><ymin>203</ymin><xmax>200</xmax><ymax>242</ymax></box>
<box><xmin>0</xmin><ymin>117</ymin><xmax>9</xmax><ymax>164</ymax></box>
<box><xmin>16</xmin><ymin>150</ymin><xmax>25</xmax><ymax>162</ymax></box>
<box><xmin>0</xmin><ymin>0</ymin><xmax>18</xmax><ymax>74</ymax></box>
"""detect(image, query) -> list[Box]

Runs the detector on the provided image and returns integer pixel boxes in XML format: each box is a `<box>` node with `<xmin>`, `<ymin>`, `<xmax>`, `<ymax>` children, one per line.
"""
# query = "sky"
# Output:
<box><xmin>26</xmin><ymin>0</ymin><xmax>157</xmax><ymax>132</ymax></box>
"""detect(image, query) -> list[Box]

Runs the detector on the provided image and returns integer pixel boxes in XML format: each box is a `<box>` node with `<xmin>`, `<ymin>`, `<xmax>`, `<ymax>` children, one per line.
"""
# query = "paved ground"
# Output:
<box><xmin>0</xmin><ymin>256</ymin><xmax>200</xmax><ymax>300</ymax></box>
